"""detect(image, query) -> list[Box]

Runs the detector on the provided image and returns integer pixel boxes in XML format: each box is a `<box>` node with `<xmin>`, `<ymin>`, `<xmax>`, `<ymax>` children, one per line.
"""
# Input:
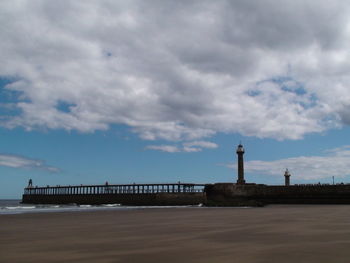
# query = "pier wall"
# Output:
<box><xmin>22</xmin><ymin>192</ymin><xmax>205</xmax><ymax>206</ymax></box>
<box><xmin>205</xmin><ymin>183</ymin><xmax>350</xmax><ymax>206</ymax></box>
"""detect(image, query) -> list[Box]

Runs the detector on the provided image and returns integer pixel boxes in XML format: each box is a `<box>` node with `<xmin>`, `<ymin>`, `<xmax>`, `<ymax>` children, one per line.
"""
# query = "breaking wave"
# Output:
<box><xmin>0</xmin><ymin>200</ymin><xmax>207</xmax><ymax>215</ymax></box>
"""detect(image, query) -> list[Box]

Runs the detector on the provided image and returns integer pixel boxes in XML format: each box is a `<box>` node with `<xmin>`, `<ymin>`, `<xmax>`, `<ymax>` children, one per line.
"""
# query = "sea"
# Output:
<box><xmin>0</xmin><ymin>199</ymin><xmax>204</xmax><ymax>215</ymax></box>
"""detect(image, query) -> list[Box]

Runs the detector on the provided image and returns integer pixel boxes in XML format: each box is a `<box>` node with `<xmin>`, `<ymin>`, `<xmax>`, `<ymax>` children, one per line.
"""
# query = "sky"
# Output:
<box><xmin>1</xmin><ymin>0</ymin><xmax>350</xmax><ymax>198</ymax></box>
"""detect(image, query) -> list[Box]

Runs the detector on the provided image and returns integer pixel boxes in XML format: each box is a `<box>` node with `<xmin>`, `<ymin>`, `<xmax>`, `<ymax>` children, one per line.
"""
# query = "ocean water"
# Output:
<box><xmin>0</xmin><ymin>200</ymin><xmax>204</xmax><ymax>215</ymax></box>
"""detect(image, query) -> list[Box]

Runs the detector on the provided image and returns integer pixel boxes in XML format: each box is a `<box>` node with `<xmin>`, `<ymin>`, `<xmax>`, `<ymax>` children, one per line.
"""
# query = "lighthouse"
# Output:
<box><xmin>236</xmin><ymin>144</ymin><xmax>245</xmax><ymax>185</ymax></box>
<box><xmin>284</xmin><ymin>169</ymin><xmax>291</xmax><ymax>186</ymax></box>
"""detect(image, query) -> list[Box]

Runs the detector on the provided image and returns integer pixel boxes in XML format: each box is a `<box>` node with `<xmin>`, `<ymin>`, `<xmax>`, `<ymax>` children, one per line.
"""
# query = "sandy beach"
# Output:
<box><xmin>1</xmin><ymin>205</ymin><xmax>350</xmax><ymax>263</ymax></box>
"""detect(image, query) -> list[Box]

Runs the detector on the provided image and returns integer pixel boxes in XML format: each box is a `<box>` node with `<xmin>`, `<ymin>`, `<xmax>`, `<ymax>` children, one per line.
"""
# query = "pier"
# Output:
<box><xmin>22</xmin><ymin>183</ymin><xmax>206</xmax><ymax>206</ymax></box>
<box><xmin>24</xmin><ymin>183</ymin><xmax>205</xmax><ymax>195</ymax></box>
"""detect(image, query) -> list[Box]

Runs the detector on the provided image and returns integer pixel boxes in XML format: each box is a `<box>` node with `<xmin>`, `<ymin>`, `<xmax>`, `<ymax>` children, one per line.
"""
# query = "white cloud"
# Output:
<box><xmin>183</xmin><ymin>141</ymin><xmax>218</xmax><ymax>149</ymax></box>
<box><xmin>145</xmin><ymin>145</ymin><xmax>180</xmax><ymax>153</ymax></box>
<box><xmin>1</xmin><ymin>1</ymin><xmax>350</xmax><ymax>141</ymax></box>
<box><xmin>223</xmin><ymin>146</ymin><xmax>350</xmax><ymax>180</ymax></box>
<box><xmin>0</xmin><ymin>154</ymin><xmax>60</xmax><ymax>172</ymax></box>
<box><xmin>182</xmin><ymin>146</ymin><xmax>202</xmax><ymax>153</ymax></box>
<box><xmin>147</xmin><ymin>140</ymin><xmax>218</xmax><ymax>153</ymax></box>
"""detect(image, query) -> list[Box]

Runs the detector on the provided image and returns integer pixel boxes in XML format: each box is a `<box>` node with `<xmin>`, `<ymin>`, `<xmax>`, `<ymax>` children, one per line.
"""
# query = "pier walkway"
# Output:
<box><xmin>24</xmin><ymin>183</ymin><xmax>205</xmax><ymax>195</ymax></box>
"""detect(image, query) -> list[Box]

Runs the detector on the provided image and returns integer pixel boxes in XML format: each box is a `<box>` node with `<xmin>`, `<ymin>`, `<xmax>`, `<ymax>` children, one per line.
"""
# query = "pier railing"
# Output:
<box><xmin>23</xmin><ymin>183</ymin><xmax>206</xmax><ymax>195</ymax></box>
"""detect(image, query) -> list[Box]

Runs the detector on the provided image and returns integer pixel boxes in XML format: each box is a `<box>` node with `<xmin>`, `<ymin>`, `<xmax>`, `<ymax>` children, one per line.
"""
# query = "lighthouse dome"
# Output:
<box><xmin>236</xmin><ymin>144</ymin><xmax>245</xmax><ymax>153</ymax></box>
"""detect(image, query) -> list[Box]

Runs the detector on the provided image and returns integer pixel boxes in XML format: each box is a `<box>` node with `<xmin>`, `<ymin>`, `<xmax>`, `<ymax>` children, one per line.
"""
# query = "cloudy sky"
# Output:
<box><xmin>1</xmin><ymin>0</ymin><xmax>350</xmax><ymax>198</ymax></box>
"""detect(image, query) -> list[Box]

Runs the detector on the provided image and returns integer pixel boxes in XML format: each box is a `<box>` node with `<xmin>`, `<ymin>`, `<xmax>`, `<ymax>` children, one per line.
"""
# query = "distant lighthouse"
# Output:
<box><xmin>284</xmin><ymin>169</ymin><xmax>291</xmax><ymax>186</ymax></box>
<box><xmin>236</xmin><ymin>144</ymin><xmax>245</xmax><ymax>185</ymax></box>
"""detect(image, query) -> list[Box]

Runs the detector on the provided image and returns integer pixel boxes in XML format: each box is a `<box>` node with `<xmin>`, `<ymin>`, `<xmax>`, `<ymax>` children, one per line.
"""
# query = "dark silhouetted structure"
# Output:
<box><xmin>22</xmin><ymin>183</ymin><xmax>206</xmax><ymax>205</ymax></box>
<box><xmin>284</xmin><ymin>169</ymin><xmax>291</xmax><ymax>186</ymax></box>
<box><xmin>236</xmin><ymin>144</ymin><xmax>245</xmax><ymax>185</ymax></box>
<box><xmin>204</xmin><ymin>144</ymin><xmax>350</xmax><ymax>206</ymax></box>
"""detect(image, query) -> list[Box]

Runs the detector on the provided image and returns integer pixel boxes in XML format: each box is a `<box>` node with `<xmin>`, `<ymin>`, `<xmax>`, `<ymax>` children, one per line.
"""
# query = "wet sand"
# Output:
<box><xmin>1</xmin><ymin>205</ymin><xmax>350</xmax><ymax>263</ymax></box>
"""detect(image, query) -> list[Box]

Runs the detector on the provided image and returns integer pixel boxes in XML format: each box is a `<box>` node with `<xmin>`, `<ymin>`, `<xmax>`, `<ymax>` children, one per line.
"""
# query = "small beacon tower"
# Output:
<box><xmin>284</xmin><ymin>169</ymin><xmax>291</xmax><ymax>186</ymax></box>
<box><xmin>236</xmin><ymin>144</ymin><xmax>246</xmax><ymax>185</ymax></box>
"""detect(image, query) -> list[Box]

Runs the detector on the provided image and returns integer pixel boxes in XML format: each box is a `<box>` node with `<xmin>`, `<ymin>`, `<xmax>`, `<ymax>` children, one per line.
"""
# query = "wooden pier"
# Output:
<box><xmin>22</xmin><ymin>183</ymin><xmax>207</xmax><ymax>206</ymax></box>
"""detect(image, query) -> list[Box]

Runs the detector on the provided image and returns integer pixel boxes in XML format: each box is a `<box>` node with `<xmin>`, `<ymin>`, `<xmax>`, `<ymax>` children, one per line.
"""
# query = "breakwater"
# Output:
<box><xmin>205</xmin><ymin>183</ymin><xmax>350</xmax><ymax>206</ymax></box>
<box><xmin>22</xmin><ymin>183</ymin><xmax>206</xmax><ymax>206</ymax></box>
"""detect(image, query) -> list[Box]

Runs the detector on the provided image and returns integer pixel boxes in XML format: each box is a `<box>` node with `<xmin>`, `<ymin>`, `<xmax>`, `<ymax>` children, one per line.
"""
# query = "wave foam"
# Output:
<box><xmin>6</xmin><ymin>206</ymin><xmax>36</xmax><ymax>210</ymax></box>
<box><xmin>102</xmin><ymin>204</ymin><xmax>121</xmax><ymax>207</ymax></box>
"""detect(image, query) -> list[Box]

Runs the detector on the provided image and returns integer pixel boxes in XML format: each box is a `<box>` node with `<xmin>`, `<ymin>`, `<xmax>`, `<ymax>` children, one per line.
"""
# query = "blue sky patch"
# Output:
<box><xmin>246</xmin><ymin>90</ymin><xmax>262</xmax><ymax>97</ymax></box>
<box><xmin>56</xmin><ymin>101</ymin><xmax>76</xmax><ymax>113</ymax></box>
<box><xmin>258</xmin><ymin>76</ymin><xmax>307</xmax><ymax>96</ymax></box>
<box><xmin>0</xmin><ymin>77</ymin><xmax>22</xmax><ymax>103</ymax></box>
